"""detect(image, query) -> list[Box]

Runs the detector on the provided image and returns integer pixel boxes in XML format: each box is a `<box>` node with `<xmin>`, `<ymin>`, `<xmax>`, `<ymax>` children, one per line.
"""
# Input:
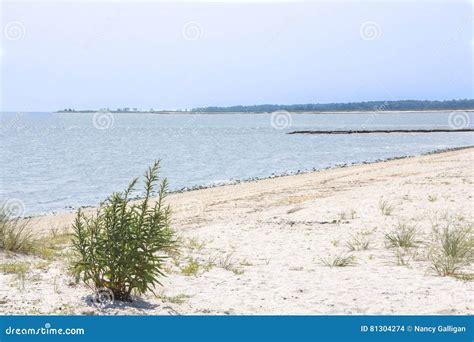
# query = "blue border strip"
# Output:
<box><xmin>0</xmin><ymin>316</ymin><xmax>472</xmax><ymax>342</ymax></box>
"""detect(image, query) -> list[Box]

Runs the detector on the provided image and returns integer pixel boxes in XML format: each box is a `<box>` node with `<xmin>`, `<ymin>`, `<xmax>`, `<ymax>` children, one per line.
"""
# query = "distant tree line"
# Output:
<box><xmin>60</xmin><ymin>99</ymin><xmax>474</xmax><ymax>113</ymax></box>
<box><xmin>192</xmin><ymin>99</ymin><xmax>474</xmax><ymax>113</ymax></box>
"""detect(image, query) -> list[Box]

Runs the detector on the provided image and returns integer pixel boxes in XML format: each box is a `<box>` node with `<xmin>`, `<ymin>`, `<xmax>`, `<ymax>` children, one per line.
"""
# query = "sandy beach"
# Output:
<box><xmin>1</xmin><ymin>148</ymin><xmax>473</xmax><ymax>315</ymax></box>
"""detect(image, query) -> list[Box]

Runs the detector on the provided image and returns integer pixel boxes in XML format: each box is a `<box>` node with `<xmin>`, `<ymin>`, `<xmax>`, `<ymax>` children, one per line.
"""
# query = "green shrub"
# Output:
<box><xmin>429</xmin><ymin>223</ymin><xmax>473</xmax><ymax>276</ymax></box>
<box><xmin>0</xmin><ymin>207</ymin><xmax>33</xmax><ymax>253</ymax></box>
<box><xmin>71</xmin><ymin>161</ymin><xmax>175</xmax><ymax>301</ymax></box>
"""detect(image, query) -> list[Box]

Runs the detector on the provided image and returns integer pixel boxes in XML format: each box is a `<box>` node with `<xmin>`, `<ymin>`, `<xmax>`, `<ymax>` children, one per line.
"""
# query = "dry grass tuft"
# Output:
<box><xmin>385</xmin><ymin>221</ymin><xmax>420</xmax><ymax>249</ymax></box>
<box><xmin>321</xmin><ymin>253</ymin><xmax>356</xmax><ymax>267</ymax></box>
<box><xmin>0</xmin><ymin>207</ymin><xmax>34</xmax><ymax>254</ymax></box>
<box><xmin>428</xmin><ymin>222</ymin><xmax>473</xmax><ymax>276</ymax></box>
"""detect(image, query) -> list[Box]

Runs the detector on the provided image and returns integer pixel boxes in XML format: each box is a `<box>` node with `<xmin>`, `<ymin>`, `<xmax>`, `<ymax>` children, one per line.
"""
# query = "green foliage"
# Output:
<box><xmin>321</xmin><ymin>253</ymin><xmax>356</xmax><ymax>267</ymax></box>
<box><xmin>345</xmin><ymin>233</ymin><xmax>371</xmax><ymax>251</ymax></box>
<box><xmin>193</xmin><ymin>99</ymin><xmax>474</xmax><ymax>113</ymax></box>
<box><xmin>71</xmin><ymin>161</ymin><xmax>175</xmax><ymax>301</ymax></box>
<box><xmin>0</xmin><ymin>261</ymin><xmax>30</xmax><ymax>275</ymax></box>
<box><xmin>180</xmin><ymin>257</ymin><xmax>201</xmax><ymax>276</ymax></box>
<box><xmin>429</xmin><ymin>223</ymin><xmax>473</xmax><ymax>276</ymax></box>
<box><xmin>385</xmin><ymin>222</ymin><xmax>419</xmax><ymax>248</ymax></box>
<box><xmin>157</xmin><ymin>291</ymin><xmax>190</xmax><ymax>304</ymax></box>
<box><xmin>33</xmin><ymin>232</ymin><xmax>72</xmax><ymax>260</ymax></box>
<box><xmin>0</xmin><ymin>207</ymin><xmax>33</xmax><ymax>253</ymax></box>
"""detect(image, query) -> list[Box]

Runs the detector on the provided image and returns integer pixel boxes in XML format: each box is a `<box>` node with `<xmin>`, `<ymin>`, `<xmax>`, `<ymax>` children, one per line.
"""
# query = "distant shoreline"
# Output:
<box><xmin>55</xmin><ymin>99</ymin><xmax>474</xmax><ymax>114</ymax></box>
<box><xmin>54</xmin><ymin>109</ymin><xmax>474</xmax><ymax>114</ymax></box>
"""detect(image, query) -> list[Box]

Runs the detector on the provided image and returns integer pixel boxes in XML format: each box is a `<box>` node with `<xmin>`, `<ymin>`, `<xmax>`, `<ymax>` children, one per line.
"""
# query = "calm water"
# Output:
<box><xmin>1</xmin><ymin>111</ymin><xmax>473</xmax><ymax>216</ymax></box>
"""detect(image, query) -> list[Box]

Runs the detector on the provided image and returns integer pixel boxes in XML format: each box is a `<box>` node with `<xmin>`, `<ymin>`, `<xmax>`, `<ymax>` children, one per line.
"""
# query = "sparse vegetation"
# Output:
<box><xmin>337</xmin><ymin>211</ymin><xmax>347</xmax><ymax>221</ymax></box>
<box><xmin>350</xmin><ymin>209</ymin><xmax>357</xmax><ymax>219</ymax></box>
<box><xmin>393</xmin><ymin>247</ymin><xmax>418</xmax><ymax>266</ymax></box>
<box><xmin>378</xmin><ymin>198</ymin><xmax>395</xmax><ymax>216</ymax></box>
<box><xmin>0</xmin><ymin>261</ymin><xmax>30</xmax><ymax>275</ymax></box>
<box><xmin>346</xmin><ymin>233</ymin><xmax>371</xmax><ymax>251</ymax></box>
<box><xmin>336</xmin><ymin>209</ymin><xmax>358</xmax><ymax>222</ymax></box>
<box><xmin>453</xmin><ymin>273</ymin><xmax>474</xmax><ymax>282</ymax></box>
<box><xmin>239</xmin><ymin>259</ymin><xmax>253</xmax><ymax>267</ymax></box>
<box><xmin>385</xmin><ymin>221</ymin><xmax>419</xmax><ymax>248</ymax></box>
<box><xmin>180</xmin><ymin>253</ymin><xmax>243</xmax><ymax>276</ymax></box>
<box><xmin>180</xmin><ymin>257</ymin><xmax>201</xmax><ymax>276</ymax></box>
<box><xmin>321</xmin><ymin>253</ymin><xmax>356</xmax><ymax>267</ymax></box>
<box><xmin>428</xmin><ymin>223</ymin><xmax>473</xmax><ymax>276</ymax></box>
<box><xmin>185</xmin><ymin>237</ymin><xmax>206</xmax><ymax>251</ymax></box>
<box><xmin>427</xmin><ymin>195</ymin><xmax>437</xmax><ymax>202</ymax></box>
<box><xmin>0</xmin><ymin>207</ymin><xmax>34</xmax><ymax>253</ymax></box>
<box><xmin>207</xmin><ymin>253</ymin><xmax>244</xmax><ymax>275</ymax></box>
<box><xmin>157</xmin><ymin>291</ymin><xmax>190</xmax><ymax>304</ymax></box>
<box><xmin>216</xmin><ymin>253</ymin><xmax>234</xmax><ymax>270</ymax></box>
<box><xmin>71</xmin><ymin>161</ymin><xmax>175</xmax><ymax>301</ymax></box>
<box><xmin>33</xmin><ymin>232</ymin><xmax>72</xmax><ymax>260</ymax></box>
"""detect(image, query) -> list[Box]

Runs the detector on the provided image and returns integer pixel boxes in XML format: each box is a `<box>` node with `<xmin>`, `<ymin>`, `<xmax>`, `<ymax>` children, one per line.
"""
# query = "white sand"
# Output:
<box><xmin>1</xmin><ymin>148</ymin><xmax>473</xmax><ymax>315</ymax></box>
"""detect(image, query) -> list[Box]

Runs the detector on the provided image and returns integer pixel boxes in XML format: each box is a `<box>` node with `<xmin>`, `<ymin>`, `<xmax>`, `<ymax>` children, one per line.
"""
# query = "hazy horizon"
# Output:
<box><xmin>27</xmin><ymin>98</ymin><xmax>474</xmax><ymax>113</ymax></box>
<box><xmin>1</xmin><ymin>1</ymin><xmax>472</xmax><ymax>111</ymax></box>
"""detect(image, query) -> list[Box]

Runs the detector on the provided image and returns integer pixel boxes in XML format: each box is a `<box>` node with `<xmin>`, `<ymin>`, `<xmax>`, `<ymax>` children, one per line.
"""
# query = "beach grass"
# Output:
<box><xmin>180</xmin><ymin>257</ymin><xmax>201</xmax><ymax>276</ymax></box>
<box><xmin>385</xmin><ymin>221</ymin><xmax>420</xmax><ymax>249</ymax></box>
<box><xmin>428</xmin><ymin>222</ymin><xmax>473</xmax><ymax>276</ymax></box>
<box><xmin>0</xmin><ymin>207</ymin><xmax>34</xmax><ymax>254</ymax></box>
<box><xmin>378</xmin><ymin>198</ymin><xmax>395</xmax><ymax>216</ymax></box>
<box><xmin>393</xmin><ymin>247</ymin><xmax>418</xmax><ymax>266</ymax></box>
<box><xmin>0</xmin><ymin>261</ymin><xmax>30</xmax><ymax>275</ymax></box>
<box><xmin>157</xmin><ymin>291</ymin><xmax>190</xmax><ymax>304</ymax></box>
<box><xmin>345</xmin><ymin>233</ymin><xmax>371</xmax><ymax>251</ymax></box>
<box><xmin>321</xmin><ymin>253</ymin><xmax>356</xmax><ymax>267</ymax></box>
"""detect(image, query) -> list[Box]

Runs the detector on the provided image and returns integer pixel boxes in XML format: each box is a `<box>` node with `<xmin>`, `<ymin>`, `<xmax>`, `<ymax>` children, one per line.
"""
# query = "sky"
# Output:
<box><xmin>1</xmin><ymin>0</ymin><xmax>472</xmax><ymax>111</ymax></box>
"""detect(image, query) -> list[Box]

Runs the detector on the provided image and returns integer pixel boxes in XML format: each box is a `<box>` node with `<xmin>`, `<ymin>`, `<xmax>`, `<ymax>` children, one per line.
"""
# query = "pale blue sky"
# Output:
<box><xmin>1</xmin><ymin>0</ymin><xmax>472</xmax><ymax>111</ymax></box>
